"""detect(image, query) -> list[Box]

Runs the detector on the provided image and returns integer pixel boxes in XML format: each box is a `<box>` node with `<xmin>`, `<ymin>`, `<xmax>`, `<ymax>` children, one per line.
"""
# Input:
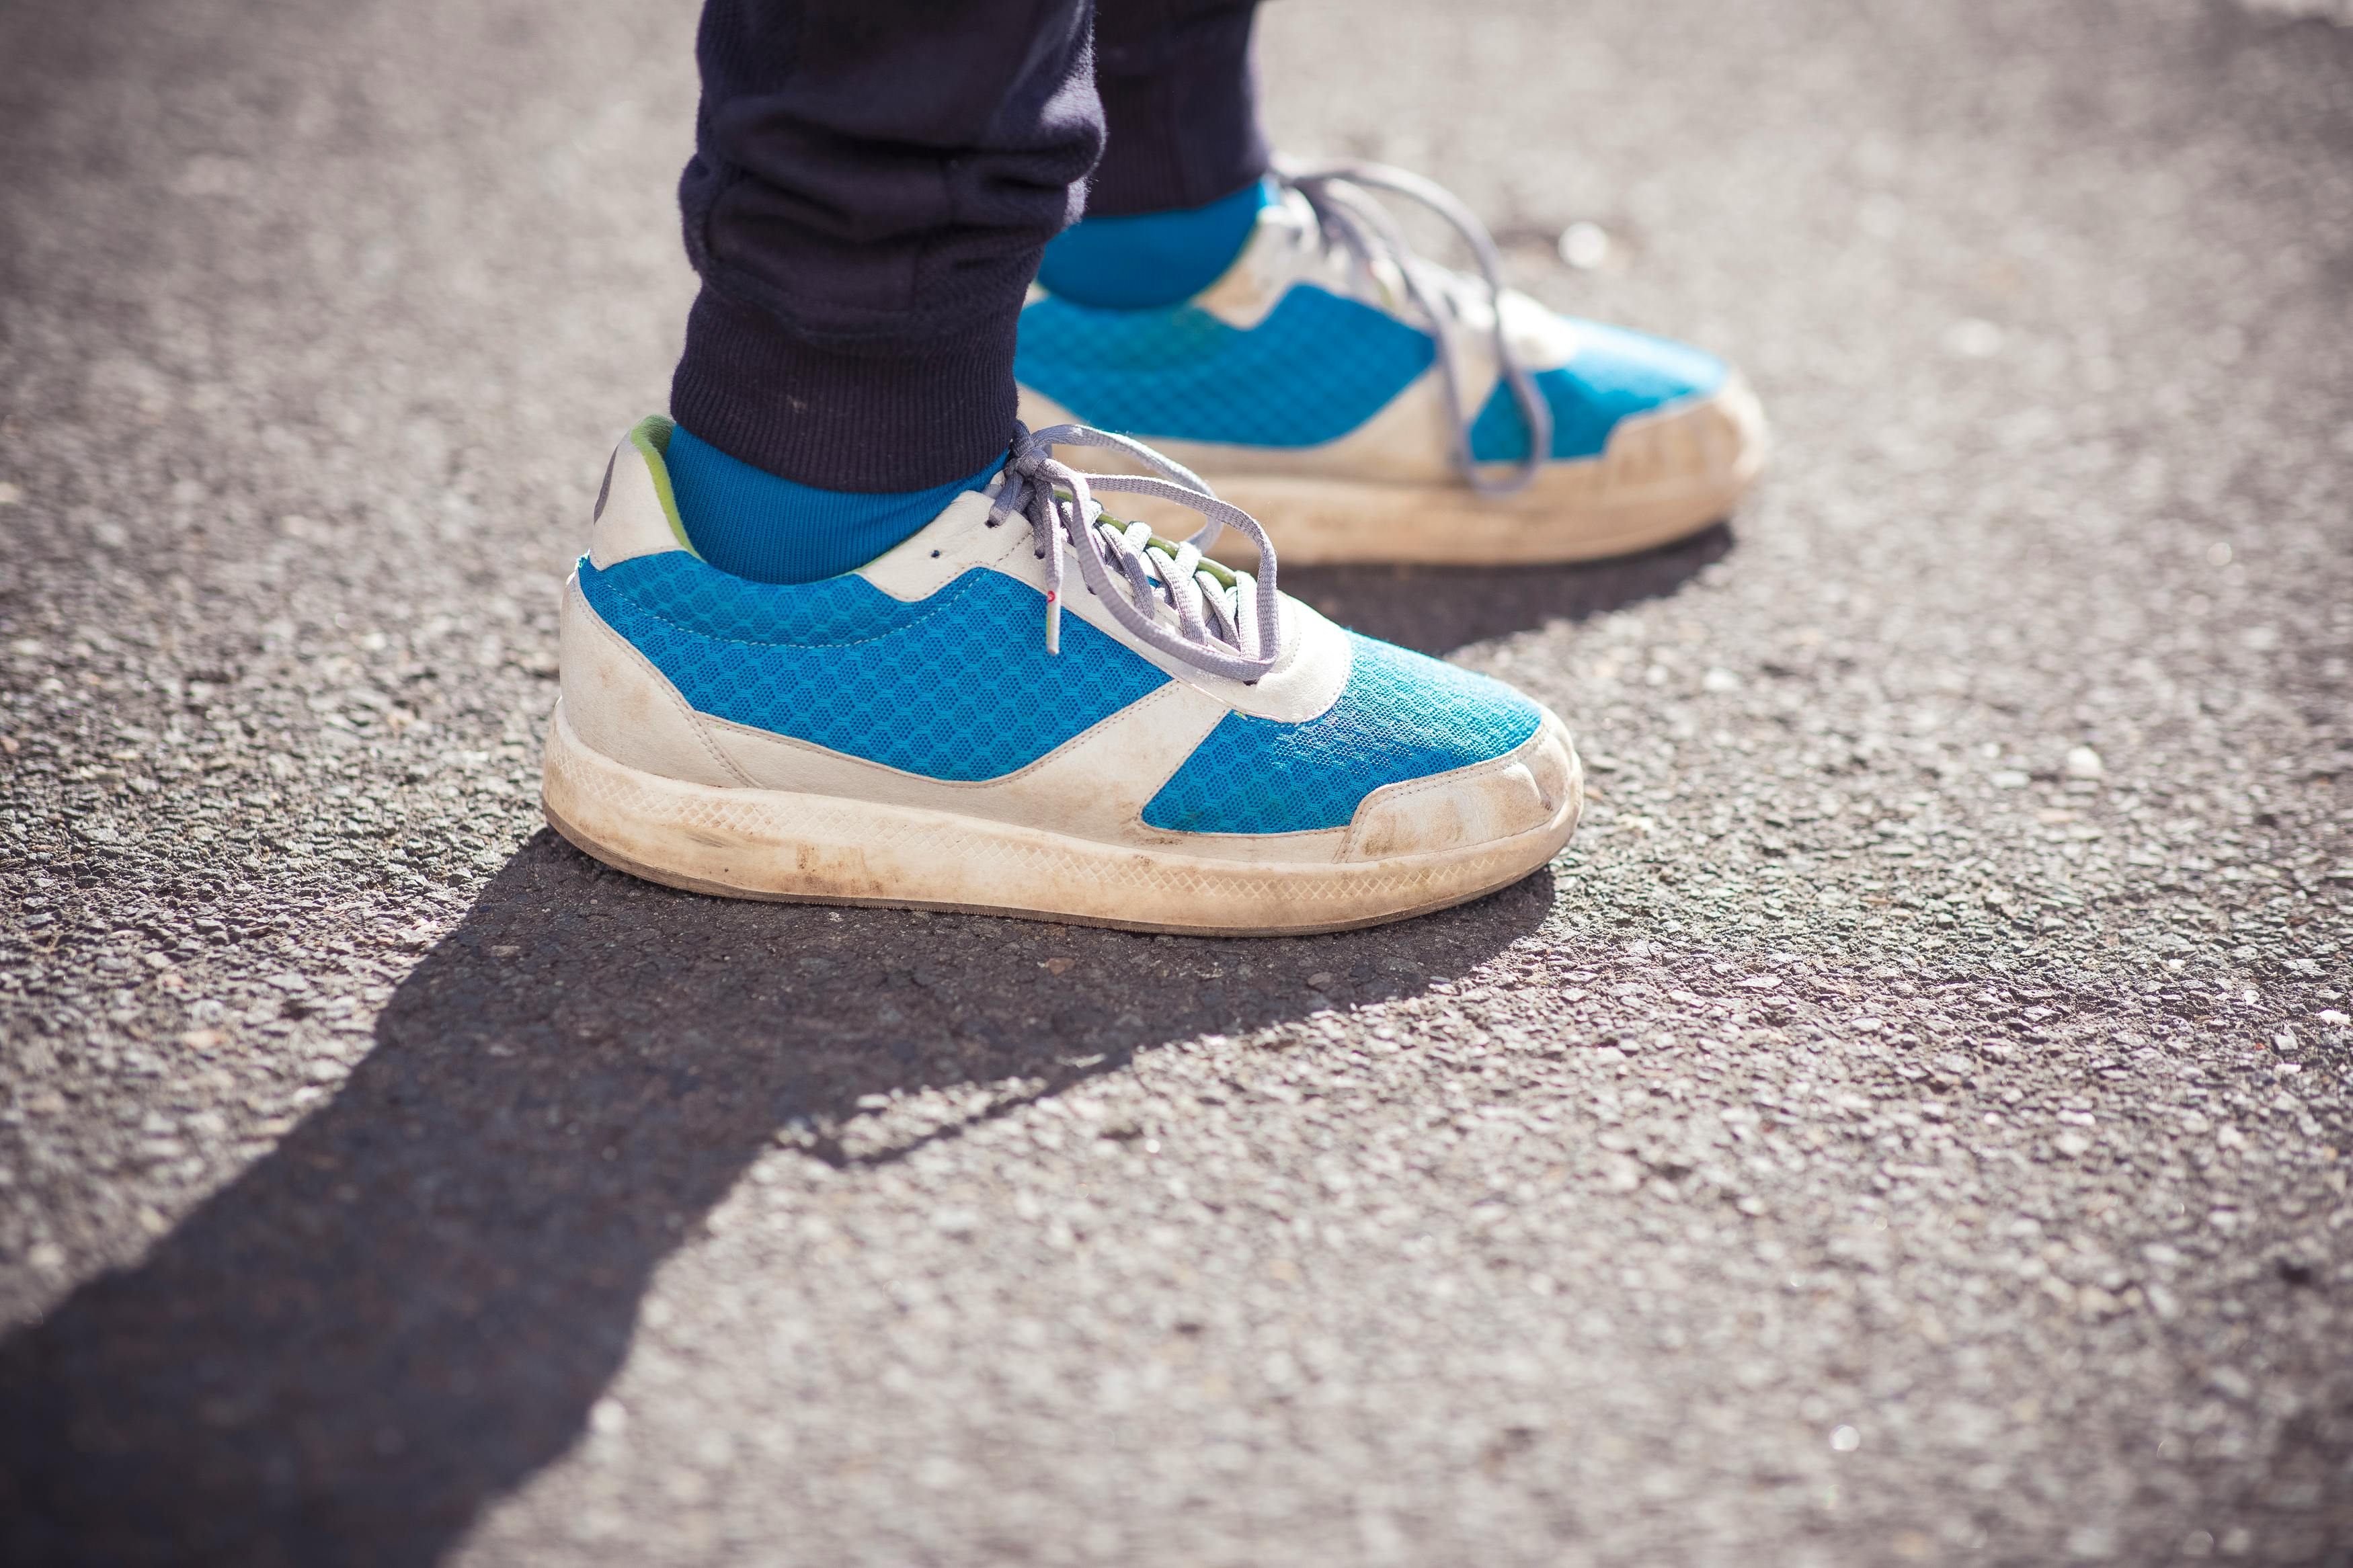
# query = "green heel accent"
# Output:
<box><xmin>626</xmin><ymin>415</ymin><xmax>699</xmax><ymax>558</ymax></box>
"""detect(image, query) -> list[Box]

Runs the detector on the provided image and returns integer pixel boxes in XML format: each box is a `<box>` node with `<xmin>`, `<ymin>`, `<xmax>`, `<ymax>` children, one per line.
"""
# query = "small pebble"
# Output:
<box><xmin>1943</xmin><ymin>318</ymin><xmax>2005</xmax><ymax>358</ymax></box>
<box><xmin>1557</xmin><ymin>220</ymin><xmax>1610</xmax><ymax>270</ymax></box>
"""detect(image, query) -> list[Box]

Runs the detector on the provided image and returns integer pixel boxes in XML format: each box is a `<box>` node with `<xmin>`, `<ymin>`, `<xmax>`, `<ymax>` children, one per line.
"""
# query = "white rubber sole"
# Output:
<box><xmin>1041</xmin><ymin>376</ymin><xmax>1767</xmax><ymax>568</ymax></box>
<box><xmin>541</xmin><ymin>701</ymin><xmax>1582</xmax><ymax>936</ymax></box>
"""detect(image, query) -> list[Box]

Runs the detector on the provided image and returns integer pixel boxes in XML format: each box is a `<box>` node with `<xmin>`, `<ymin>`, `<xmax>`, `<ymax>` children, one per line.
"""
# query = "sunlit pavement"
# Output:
<box><xmin>2</xmin><ymin>1</ymin><xmax>2350</xmax><ymax>1562</ymax></box>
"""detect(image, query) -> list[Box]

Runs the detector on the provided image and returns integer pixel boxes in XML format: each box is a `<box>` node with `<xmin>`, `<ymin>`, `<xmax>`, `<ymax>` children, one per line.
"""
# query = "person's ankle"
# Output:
<box><xmin>662</xmin><ymin>425</ymin><xmax>1004</xmax><ymax>585</ymax></box>
<box><xmin>1035</xmin><ymin>176</ymin><xmax>1272</xmax><ymax>311</ymax></box>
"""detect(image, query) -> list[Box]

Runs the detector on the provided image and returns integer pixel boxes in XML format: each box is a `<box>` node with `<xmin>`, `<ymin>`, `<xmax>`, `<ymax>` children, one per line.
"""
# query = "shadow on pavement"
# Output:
<box><xmin>1277</xmin><ymin>522</ymin><xmax>1734</xmax><ymax>655</ymax></box>
<box><xmin>0</xmin><ymin>831</ymin><xmax>1554</xmax><ymax>1567</ymax></box>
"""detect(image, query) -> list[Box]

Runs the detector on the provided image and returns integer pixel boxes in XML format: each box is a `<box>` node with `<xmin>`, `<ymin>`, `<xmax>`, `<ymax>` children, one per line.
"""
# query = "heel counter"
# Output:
<box><xmin>559</xmin><ymin>573</ymin><xmax>744</xmax><ymax>788</ymax></box>
<box><xmin>590</xmin><ymin>419</ymin><xmax>694</xmax><ymax>569</ymax></box>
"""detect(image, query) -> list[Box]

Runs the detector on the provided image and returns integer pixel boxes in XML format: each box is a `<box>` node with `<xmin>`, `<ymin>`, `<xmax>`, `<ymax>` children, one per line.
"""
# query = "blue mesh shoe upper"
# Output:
<box><xmin>1142</xmin><ymin>633</ymin><xmax>1544</xmax><ymax>835</ymax></box>
<box><xmin>583</xmin><ymin>552</ymin><xmax>1542</xmax><ymax>832</ymax></box>
<box><xmin>580</xmin><ymin>554</ymin><xmax>1170</xmax><ymax>782</ymax></box>
<box><xmin>1468</xmin><ymin>321</ymin><xmax>1726</xmax><ymax>462</ymax></box>
<box><xmin>1015</xmin><ymin>285</ymin><xmax>1435</xmax><ymax>448</ymax></box>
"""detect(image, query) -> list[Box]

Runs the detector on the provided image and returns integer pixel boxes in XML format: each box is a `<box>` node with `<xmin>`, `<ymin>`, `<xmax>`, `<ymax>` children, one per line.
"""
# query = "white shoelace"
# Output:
<box><xmin>1280</xmin><ymin>160</ymin><xmax>1554</xmax><ymax>495</ymax></box>
<box><xmin>987</xmin><ymin>423</ymin><xmax>1283</xmax><ymax>685</ymax></box>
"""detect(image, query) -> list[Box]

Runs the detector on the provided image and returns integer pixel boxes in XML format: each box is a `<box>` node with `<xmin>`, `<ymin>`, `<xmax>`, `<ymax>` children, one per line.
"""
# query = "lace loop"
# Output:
<box><xmin>988</xmin><ymin>423</ymin><xmax>1282</xmax><ymax>684</ymax></box>
<box><xmin>1278</xmin><ymin>159</ymin><xmax>1553</xmax><ymax>496</ymax></box>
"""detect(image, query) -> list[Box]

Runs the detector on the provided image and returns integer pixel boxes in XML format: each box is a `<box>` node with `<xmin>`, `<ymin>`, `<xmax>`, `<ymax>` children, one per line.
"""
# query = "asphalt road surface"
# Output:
<box><xmin>3</xmin><ymin>1</ymin><xmax>2351</xmax><ymax>1563</ymax></box>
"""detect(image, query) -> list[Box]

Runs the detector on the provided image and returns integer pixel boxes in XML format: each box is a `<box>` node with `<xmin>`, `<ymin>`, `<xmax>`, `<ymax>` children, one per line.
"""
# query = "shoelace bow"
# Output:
<box><xmin>1279</xmin><ymin>159</ymin><xmax>1553</xmax><ymax>496</ymax></box>
<box><xmin>988</xmin><ymin>423</ymin><xmax>1283</xmax><ymax>684</ymax></box>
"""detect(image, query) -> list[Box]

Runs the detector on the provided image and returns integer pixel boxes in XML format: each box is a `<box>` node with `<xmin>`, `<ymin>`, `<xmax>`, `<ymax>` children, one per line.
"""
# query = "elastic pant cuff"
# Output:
<box><xmin>669</xmin><ymin>288</ymin><xmax>1017</xmax><ymax>492</ymax></box>
<box><xmin>1089</xmin><ymin>3</ymin><xmax>1269</xmax><ymax>216</ymax></box>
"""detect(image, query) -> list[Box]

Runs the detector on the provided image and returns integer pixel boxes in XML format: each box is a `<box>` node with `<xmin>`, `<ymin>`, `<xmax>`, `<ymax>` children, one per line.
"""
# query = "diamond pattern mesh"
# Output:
<box><xmin>1142</xmin><ymin>632</ymin><xmax>1542</xmax><ymax>835</ymax></box>
<box><xmin>1470</xmin><ymin>319</ymin><xmax>1726</xmax><ymax>462</ymax></box>
<box><xmin>580</xmin><ymin>556</ymin><xmax>1168</xmax><ymax>782</ymax></box>
<box><xmin>1015</xmin><ymin>284</ymin><xmax>1434</xmax><ymax>448</ymax></box>
<box><xmin>598</xmin><ymin>552</ymin><xmax>931</xmax><ymax>644</ymax></box>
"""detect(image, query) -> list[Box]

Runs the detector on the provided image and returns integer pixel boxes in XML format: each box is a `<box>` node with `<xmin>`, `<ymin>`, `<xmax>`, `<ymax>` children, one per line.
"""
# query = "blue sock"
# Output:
<box><xmin>1036</xmin><ymin>177</ymin><xmax>1273</xmax><ymax>310</ymax></box>
<box><xmin>662</xmin><ymin>425</ymin><xmax>1005</xmax><ymax>585</ymax></box>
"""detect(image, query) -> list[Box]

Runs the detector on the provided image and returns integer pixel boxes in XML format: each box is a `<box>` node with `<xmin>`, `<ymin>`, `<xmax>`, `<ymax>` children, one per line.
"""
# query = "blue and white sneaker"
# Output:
<box><xmin>543</xmin><ymin>417</ymin><xmax>1582</xmax><ymax>934</ymax></box>
<box><xmin>1016</xmin><ymin>163</ymin><xmax>1766</xmax><ymax>565</ymax></box>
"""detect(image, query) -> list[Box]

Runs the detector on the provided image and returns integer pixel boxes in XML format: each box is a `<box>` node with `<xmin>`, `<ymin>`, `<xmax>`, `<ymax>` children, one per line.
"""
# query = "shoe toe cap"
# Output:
<box><xmin>1141</xmin><ymin>632</ymin><xmax>1555</xmax><ymax>837</ymax></box>
<box><xmin>1473</xmin><ymin>319</ymin><xmax>1732</xmax><ymax>464</ymax></box>
<box><xmin>1342</xmin><ymin>712</ymin><xmax>1581</xmax><ymax>861</ymax></box>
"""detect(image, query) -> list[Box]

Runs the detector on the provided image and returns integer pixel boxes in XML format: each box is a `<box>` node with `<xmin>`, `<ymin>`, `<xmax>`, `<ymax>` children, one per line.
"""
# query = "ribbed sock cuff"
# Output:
<box><xmin>669</xmin><ymin>288</ymin><xmax>1019</xmax><ymax>492</ymax></box>
<box><xmin>664</xmin><ymin>424</ymin><xmax>1004</xmax><ymax>584</ymax></box>
<box><xmin>1037</xmin><ymin>177</ymin><xmax>1272</xmax><ymax>308</ymax></box>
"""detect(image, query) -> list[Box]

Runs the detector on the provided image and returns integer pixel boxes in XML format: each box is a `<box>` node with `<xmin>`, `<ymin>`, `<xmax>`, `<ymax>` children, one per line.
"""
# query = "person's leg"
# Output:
<box><xmin>1036</xmin><ymin>1</ymin><xmax>1270</xmax><ymax>310</ymax></box>
<box><xmin>541</xmin><ymin>0</ymin><xmax>1587</xmax><ymax>935</ymax></box>
<box><xmin>667</xmin><ymin>0</ymin><xmax>1100</xmax><ymax>579</ymax></box>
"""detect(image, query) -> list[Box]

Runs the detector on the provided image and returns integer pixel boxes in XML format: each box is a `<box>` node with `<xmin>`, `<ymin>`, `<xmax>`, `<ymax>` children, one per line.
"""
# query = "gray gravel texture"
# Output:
<box><xmin>3</xmin><ymin>0</ymin><xmax>2352</xmax><ymax>1563</ymax></box>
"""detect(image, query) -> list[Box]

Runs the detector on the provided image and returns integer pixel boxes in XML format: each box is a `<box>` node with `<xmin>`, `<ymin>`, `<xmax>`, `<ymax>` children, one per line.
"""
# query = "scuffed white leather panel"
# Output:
<box><xmin>588</xmin><ymin>439</ymin><xmax>687</xmax><ymax>569</ymax></box>
<box><xmin>560</xmin><ymin>574</ymin><xmax>744</xmax><ymax>788</ymax></box>
<box><xmin>856</xmin><ymin>489</ymin><xmax>1024</xmax><ymax>602</ymax></box>
<box><xmin>1343</xmin><ymin>718</ymin><xmax>1577</xmax><ymax>862</ymax></box>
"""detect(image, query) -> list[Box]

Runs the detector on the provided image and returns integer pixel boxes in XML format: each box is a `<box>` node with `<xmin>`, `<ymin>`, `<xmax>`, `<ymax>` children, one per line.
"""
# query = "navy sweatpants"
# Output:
<box><xmin>670</xmin><ymin>0</ymin><xmax>1268</xmax><ymax>493</ymax></box>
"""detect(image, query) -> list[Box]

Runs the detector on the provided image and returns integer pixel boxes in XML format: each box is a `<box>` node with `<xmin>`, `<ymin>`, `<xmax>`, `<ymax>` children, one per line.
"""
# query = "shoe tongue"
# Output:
<box><xmin>1193</xmin><ymin>188</ymin><xmax>1322</xmax><ymax>321</ymax></box>
<box><xmin>1253</xmin><ymin>185</ymin><xmax>1322</xmax><ymax>261</ymax></box>
<box><xmin>1232</xmin><ymin>184</ymin><xmax>1414</xmax><ymax>319</ymax></box>
<box><xmin>863</xmin><ymin>484</ymin><xmax>1004</xmax><ymax>572</ymax></box>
